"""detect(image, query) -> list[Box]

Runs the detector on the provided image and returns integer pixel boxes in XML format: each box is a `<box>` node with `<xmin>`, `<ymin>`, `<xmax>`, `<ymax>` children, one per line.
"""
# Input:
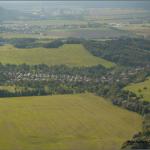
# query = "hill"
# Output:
<box><xmin>0</xmin><ymin>44</ymin><xmax>115</xmax><ymax>68</ymax></box>
<box><xmin>0</xmin><ymin>93</ymin><xmax>142</xmax><ymax>150</ymax></box>
<box><xmin>124</xmin><ymin>77</ymin><xmax>150</xmax><ymax>102</ymax></box>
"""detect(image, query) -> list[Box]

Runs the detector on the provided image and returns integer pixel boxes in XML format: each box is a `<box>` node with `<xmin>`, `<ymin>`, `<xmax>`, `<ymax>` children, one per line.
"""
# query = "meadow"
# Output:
<box><xmin>0</xmin><ymin>44</ymin><xmax>115</xmax><ymax>68</ymax></box>
<box><xmin>124</xmin><ymin>77</ymin><xmax>150</xmax><ymax>102</ymax></box>
<box><xmin>0</xmin><ymin>93</ymin><xmax>142</xmax><ymax>150</ymax></box>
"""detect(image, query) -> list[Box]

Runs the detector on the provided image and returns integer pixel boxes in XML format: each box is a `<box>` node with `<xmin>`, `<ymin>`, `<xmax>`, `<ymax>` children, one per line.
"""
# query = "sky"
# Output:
<box><xmin>0</xmin><ymin>1</ymin><xmax>150</xmax><ymax>10</ymax></box>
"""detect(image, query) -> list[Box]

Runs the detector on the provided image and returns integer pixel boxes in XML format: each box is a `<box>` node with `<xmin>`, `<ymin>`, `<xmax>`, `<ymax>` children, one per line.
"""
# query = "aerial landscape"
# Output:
<box><xmin>0</xmin><ymin>1</ymin><xmax>150</xmax><ymax>150</ymax></box>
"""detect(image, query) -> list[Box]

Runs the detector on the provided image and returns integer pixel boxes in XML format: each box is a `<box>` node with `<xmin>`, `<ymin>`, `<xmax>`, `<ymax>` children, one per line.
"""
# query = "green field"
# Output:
<box><xmin>0</xmin><ymin>93</ymin><xmax>142</xmax><ymax>150</ymax></box>
<box><xmin>0</xmin><ymin>44</ymin><xmax>115</xmax><ymax>68</ymax></box>
<box><xmin>124</xmin><ymin>77</ymin><xmax>150</xmax><ymax>102</ymax></box>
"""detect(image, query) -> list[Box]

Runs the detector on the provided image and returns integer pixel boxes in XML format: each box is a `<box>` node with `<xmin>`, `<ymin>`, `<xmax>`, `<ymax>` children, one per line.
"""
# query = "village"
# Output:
<box><xmin>2</xmin><ymin>65</ymin><xmax>150</xmax><ymax>86</ymax></box>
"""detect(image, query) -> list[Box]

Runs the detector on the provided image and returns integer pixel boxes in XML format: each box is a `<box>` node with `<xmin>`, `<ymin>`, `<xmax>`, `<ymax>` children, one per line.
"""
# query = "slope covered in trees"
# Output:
<box><xmin>84</xmin><ymin>38</ymin><xmax>150</xmax><ymax>67</ymax></box>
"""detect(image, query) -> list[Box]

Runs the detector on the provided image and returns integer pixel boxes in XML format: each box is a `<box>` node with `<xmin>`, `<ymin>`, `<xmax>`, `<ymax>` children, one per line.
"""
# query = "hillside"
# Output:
<box><xmin>124</xmin><ymin>77</ymin><xmax>150</xmax><ymax>102</ymax></box>
<box><xmin>84</xmin><ymin>38</ymin><xmax>150</xmax><ymax>67</ymax></box>
<box><xmin>0</xmin><ymin>44</ymin><xmax>115</xmax><ymax>68</ymax></box>
<box><xmin>0</xmin><ymin>93</ymin><xmax>142</xmax><ymax>150</ymax></box>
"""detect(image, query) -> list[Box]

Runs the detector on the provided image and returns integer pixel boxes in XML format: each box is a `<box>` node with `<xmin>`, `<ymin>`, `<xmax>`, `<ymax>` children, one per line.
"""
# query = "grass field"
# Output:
<box><xmin>0</xmin><ymin>44</ymin><xmax>115</xmax><ymax>68</ymax></box>
<box><xmin>124</xmin><ymin>77</ymin><xmax>150</xmax><ymax>102</ymax></box>
<box><xmin>0</xmin><ymin>93</ymin><xmax>142</xmax><ymax>150</ymax></box>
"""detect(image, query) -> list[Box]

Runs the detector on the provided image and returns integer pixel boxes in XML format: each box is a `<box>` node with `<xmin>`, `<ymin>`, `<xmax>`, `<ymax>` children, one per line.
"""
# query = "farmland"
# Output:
<box><xmin>124</xmin><ymin>77</ymin><xmax>150</xmax><ymax>102</ymax></box>
<box><xmin>0</xmin><ymin>18</ymin><xmax>137</xmax><ymax>39</ymax></box>
<box><xmin>5</xmin><ymin>19</ymin><xmax>87</xmax><ymax>26</ymax></box>
<box><xmin>46</xmin><ymin>28</ymin><xmax>134</xmax><ymax>39</ymax></box>
<box><xmin>0</xmin><ymin>26</ymin><xmax>135</xmax><ymax>39</ymax></box>
<box><xmin>0</xmin><ymin>2</ymin><xmax>149</xmax><ymax>149</ymax></box>
<box><xmin>0</xmin><ymin>44</ymin><xmax>115</xmax><ymax>68</ymax></box>
<box><xmin>0</xmin><ymin>93</ymin><xmax>142</xmax><ymax>150</ymax></box>
<box><xmin>116</xmin><ymin>23</ymin><xmax>150</xmax><ymax>38</ymax></box>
